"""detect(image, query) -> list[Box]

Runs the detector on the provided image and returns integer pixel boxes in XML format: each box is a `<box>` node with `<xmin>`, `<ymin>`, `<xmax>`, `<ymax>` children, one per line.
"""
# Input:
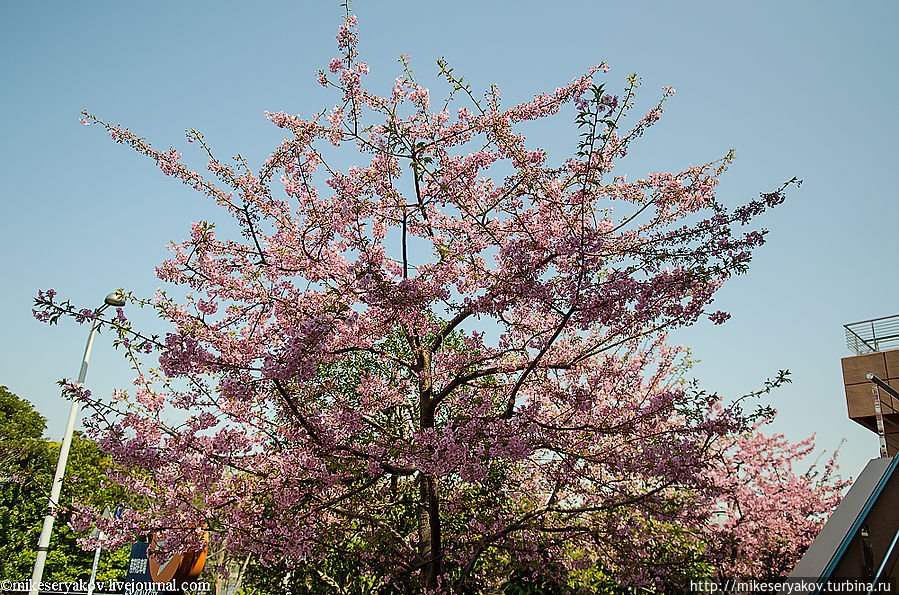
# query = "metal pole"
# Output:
<box><xmin>867</xmin><ymin>373</ymin><xmax>899</xmax><ymax>402</ymax></box>
<box><xmin>29</xmin><ymin>293</ymin><xmax>122</xmax><ymax>595</ymax></box>
<box><xmin>86</xmin><ymin>537</ymin><xmax>103</xmax><ymax>595</ymax></box>
<box><xmin>86</xmin><ymin>506</ymin><xmax>111</xmax><ymax>595</ymax></box>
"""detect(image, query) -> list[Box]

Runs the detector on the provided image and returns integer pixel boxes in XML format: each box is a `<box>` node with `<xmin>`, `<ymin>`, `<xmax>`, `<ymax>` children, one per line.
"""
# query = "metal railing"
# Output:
<box><xmin>845</xmin><ymin>315</ymin><xmax>899</xmax><ymax>355</ymax></box>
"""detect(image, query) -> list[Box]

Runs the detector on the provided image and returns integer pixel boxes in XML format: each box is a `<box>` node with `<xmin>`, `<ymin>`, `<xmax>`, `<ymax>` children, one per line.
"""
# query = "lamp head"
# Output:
<box><xmin>104</xmin><ymin>293</ymin><xmax>126</xmax><ymax>308</ymax></box>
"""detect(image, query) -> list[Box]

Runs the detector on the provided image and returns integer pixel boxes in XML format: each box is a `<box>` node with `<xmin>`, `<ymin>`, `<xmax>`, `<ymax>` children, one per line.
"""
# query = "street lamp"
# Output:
<box><xmin>29</xmin><ymin>292</ymin><xmax>125</xmax><ymax>595</ymax></box>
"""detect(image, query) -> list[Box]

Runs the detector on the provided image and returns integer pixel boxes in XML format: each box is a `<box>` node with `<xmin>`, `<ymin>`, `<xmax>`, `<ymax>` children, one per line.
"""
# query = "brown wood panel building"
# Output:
<box><xmin>842</xmin><ymin>349</ymin><xmax>899</xmax><ymax>455</ymax></box>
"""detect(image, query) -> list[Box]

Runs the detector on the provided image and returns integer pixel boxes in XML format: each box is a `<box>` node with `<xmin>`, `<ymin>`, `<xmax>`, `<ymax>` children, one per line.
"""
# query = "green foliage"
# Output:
<box><xmin>0</xmin><ymin>385</ymin><xmax>129</xmax><ymax>582</ymax></box>
<box><xmin>502</xmin><ymin>571</ymin><xmax>566</xmax><ymax>595</ymax></box>
<box><xmin>237</xmin><ymin>551</ymin><xmax>389</xmax><ymax>595</ymax></box>
<box><xmin>0</xmin><ymin>384</ymin><xmax>47</xmax><ymax>466</ymax></box>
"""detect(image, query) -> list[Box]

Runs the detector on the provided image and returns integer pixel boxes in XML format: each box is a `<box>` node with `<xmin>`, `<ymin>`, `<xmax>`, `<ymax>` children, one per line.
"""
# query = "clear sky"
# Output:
<box><xmin>1</xmin><ymin>1</ymin><xmax>896</xmax><ymax>482</ymax></box>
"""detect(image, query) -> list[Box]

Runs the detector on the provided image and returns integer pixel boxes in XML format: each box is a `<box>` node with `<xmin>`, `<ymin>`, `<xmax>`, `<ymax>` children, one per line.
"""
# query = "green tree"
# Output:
<box><xmin>0</xmin><ymin>385</ymin><xmax>130</xmax><ymax>582</ymax></box>
<box><xmin>0</xmin><ymin>384</ymin><xmax>48</xmax><ymax>469</ymax></box>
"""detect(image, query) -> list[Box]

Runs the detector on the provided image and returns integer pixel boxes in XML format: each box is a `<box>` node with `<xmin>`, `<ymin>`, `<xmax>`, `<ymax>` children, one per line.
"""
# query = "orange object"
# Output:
<box><xmin>148</xmin><ymin>530</ymin><xmax>209</xmax><ymax>583</ymax></box>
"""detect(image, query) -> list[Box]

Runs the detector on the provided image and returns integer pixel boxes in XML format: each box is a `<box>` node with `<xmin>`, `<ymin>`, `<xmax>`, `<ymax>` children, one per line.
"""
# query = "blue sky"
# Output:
<box><xmin>1</xmin><ymin>1</ymin><xmax>897</xmax><ymax>481</ymax></box>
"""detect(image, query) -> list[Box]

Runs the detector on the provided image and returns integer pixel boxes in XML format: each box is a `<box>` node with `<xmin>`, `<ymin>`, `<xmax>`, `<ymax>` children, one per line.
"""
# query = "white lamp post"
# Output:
<box><xmin>29</xmin><ymin>292</ymin><xmax>125</xmax><ymax>595</ymax></box>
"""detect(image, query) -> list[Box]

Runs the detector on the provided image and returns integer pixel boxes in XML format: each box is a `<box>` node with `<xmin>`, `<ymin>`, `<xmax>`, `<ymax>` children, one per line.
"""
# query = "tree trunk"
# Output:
<box><xmin>418</xmin><ymin>473</ymin><xmax>442</xmax><ymax>589</ymax></box>
<box><xmin>417</xmin><ymin>346</ymin><xmax>442</xmax><ymax>589</ymax></box>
